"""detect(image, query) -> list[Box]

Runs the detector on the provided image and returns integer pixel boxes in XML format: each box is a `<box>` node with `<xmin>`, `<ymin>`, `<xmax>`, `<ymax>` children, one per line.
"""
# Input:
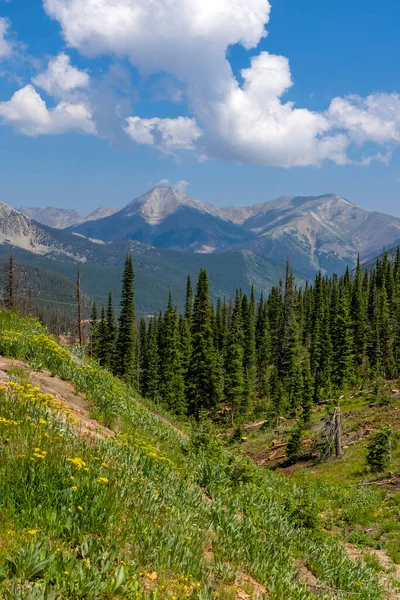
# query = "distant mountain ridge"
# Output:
<box><xmin>68</xmin><ymin>186</ymin><xmax>400</xmax><ymax>277</ymax></box>
<box><xmin>19</xmin><ymin>206</ymin><xmax>118</xmax><ymax>230</ymax></box>
<box><xmin>0</xmin><ymin>200</ymin><xmax>288</xmax><ymax>312</ymax></box>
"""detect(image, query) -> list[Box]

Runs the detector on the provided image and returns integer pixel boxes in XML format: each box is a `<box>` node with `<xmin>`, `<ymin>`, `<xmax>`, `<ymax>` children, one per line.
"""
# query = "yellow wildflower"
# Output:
<box><xmin>97</xmin><ymin>477</ymin><xmax>109</xmax><ymax>484</ymax></box>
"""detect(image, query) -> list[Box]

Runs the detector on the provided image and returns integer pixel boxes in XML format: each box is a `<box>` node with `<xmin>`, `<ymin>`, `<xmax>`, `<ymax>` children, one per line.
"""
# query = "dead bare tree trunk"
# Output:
<box><xmin>76</xmin><ymin>267</ymin><xmax>83</xmax><ymax>347</ymax></box>
<box><xmin>334</xmin><ymin>407</ymin><xmax>342</xmax><ymax>457</ymax></box>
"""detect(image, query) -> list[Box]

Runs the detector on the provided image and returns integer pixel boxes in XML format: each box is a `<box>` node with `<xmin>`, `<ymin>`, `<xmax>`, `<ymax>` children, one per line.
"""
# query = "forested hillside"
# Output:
<box><xmin>92</xmin><ymin>249</ymin><xmax>400</xmax><ymax>429</ymax></box>
<box><xmin>0</xmin><ymin>310</ymin><xmax>393</xmax><ymax>599</ymax></box>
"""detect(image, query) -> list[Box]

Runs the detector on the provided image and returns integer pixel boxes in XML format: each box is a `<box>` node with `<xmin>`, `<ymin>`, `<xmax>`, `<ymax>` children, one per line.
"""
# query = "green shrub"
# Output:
<box><xmin>366</xmin><ymin>426</ymin><xmax>396</xmax><ymax>473</ymax></box>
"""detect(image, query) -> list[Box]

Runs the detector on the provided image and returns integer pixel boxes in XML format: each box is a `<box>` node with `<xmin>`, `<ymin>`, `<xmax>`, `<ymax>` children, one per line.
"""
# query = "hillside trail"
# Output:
<box><xmin>0</xmin><ymin>356</ymin><xmax>188</xmax><ymax>443</ymax></box>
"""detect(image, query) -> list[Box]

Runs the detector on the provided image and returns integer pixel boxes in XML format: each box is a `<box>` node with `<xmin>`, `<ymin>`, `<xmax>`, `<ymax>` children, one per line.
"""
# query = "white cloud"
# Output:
<box><xmin>125</xmin><ymin>116</ymin><xmax>201</xmax><ymax>151</ymax></box>
<box><xmin>13</xmin><ymin>0</ymin><xmax>399</xmax><ymax>165</ymax></box>
<box><xmin>156</xmin><ymin>178</ymin><xmax>189</xmax><ymax>192</ymax></box>
<box><xmin>32</xmin><ymin>52</ymin><xmax>89</xmax><ymax>98</ymax></box>
<box><xmin>0</xmin><ymin>84</ymin><xmax>95</xmax><ymax>135</ymax></box>
<box><xmin>0</xmin><ymin>17</ymin><xmax>13</xmax><ymax>60</ymax></box>
<box><xmin>327</xmin><ymin>93</ymin><xmax>400</xmax><ymax>145</ymax></box>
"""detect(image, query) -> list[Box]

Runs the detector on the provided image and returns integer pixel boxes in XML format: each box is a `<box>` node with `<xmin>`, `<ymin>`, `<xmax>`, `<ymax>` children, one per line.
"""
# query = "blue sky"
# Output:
<box><xmin>0</xmin><ymin>0</ymin><xmax>399</xmax><ymax>215</ymax></box>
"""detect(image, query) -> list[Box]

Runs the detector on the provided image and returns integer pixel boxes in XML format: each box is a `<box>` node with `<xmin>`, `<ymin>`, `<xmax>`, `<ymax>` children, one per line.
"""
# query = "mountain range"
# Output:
<box><xmin>0</xmin><ymin>200</ymin><xmax>286</xmax><ymax>312</ymax></box>
<box><xmin>67</xmin><ymin>187</ymin><xmax>400</xmax><ymax>277</ymax></box>
<box><xmin>19</xmin><ymin>206</ymin><xmax>118</xmax><ymax>229</ymax></box>
<box><xmin>3</xmin><ymin>186</ymin><xmax>400</xmax><ymax>312</ymax></box>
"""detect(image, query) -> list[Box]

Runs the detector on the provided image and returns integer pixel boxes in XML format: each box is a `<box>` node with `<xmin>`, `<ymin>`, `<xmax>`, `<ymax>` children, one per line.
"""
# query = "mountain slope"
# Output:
<box><xmin>0</xmin><ymin>202</ymin><xmax>289</xmax><ymax>312</ymax></box>
<box><xmin>67</xmin><ymin>187</ymin><xmax>400</xmax><ymax>277</ymax></box>
<box><xmin>69</xmin><ymin>186</ymin><xmax>254</xmax><ymax>252</ymax></box>
<box><xmin>0</xmin><ymin>310</ymin><xmax>386</xmax><ymax>600</ymax></box>
<box><xmin>19</xmin><ymin>205</ymin><xmax>118</xmax><ymax>229</ymax></box>
<box><xmin>241</xmin><ymin>194</ymin><xmax>400</xmax><ymax>276</ymax></box>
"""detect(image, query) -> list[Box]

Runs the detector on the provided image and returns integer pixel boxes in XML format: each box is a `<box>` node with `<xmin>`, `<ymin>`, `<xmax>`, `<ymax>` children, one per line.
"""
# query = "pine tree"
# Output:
<box><xmin>187</xmin><ymin>268</ymin><xmax>221</xmax><ymax>417</ymax></box>
<box><xmin>144</xmin><ymin>317</ymin><xmax>160</xmax><ymax>402</ymax></box>
<box><xmin>90</xmin><ymin>302</ymin><xmax>99</xmax><ymax>357</ymax></box>
<box><xmin>351</xmin><ymin>255</ymin><xmax>367</xmax><ymax>370</ymax></box>
<box><xmin>115</xmin><ymin>255</ymin><xmax>136</xmax><ymax>384</ymax></box>
<box><xmin>301</xmin><ymin>358</ymin><xmax>314</xmax><ymax>424</ymax></box>
<box><xmin>138</xmin><ymin>317</ymin><xmax>147</xmax><ymax>393</ymax></box>
<box><xmin>280</xmin><ymin>262</ymin><xmax>301</xmax><ymax>411</ymax></box>
<box><xmin>268</xmin><ymin>285</ymin><xmax>283</xmax><ymax>366</ymax></box>
<box><xmin>3</xmin><ymin>248</ymin><xmax>16</xmax><ymax>311</ymax></box>
<box><xmin>160</xmin><ymin>294</ymin><xmax>186</xmax><ymax>415</ymax></box>
<box><xmin>104</xmin><ymin>292</ymin><xmax>117</xmax><ymax>371</ymax></box>
<box><xmin>97</xmin><ymin>306</ymin><xmax>108</xmax><ymax>367</ymax></box>
<box><xmin>333</xmin><ymin>289</ymin><xmax>354</xmax><ymax>387</ymax></box>
<box><xmin>255</xmin><ymin>294</ymin><xmax>270</xmax><ymax>400</ymax></box>
<box><xmin>242</xmin><ymin>287</ymin><xmax>257</xmax><ymax>413</ymax></box>
<box><xmin>224</xmin><ymin>289</ymin><xmax>245</xmax><ymax>422</ymax></box>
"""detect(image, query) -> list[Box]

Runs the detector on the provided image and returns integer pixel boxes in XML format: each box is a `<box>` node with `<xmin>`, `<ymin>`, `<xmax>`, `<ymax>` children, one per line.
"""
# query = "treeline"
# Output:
<box><xmin>91</xmin><ymin>249</ymin><xmax>400</xmax><ymax>423</ymax></box>
<box><xmin>1</xmin><ymin>251</ymin><xmax>80</xmax><ymax>336</ymax></box>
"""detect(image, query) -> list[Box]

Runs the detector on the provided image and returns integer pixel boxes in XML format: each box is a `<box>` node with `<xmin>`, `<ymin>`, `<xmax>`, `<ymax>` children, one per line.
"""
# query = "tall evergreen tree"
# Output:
<box><xmin>224</xmin><ymin>289</ymin><xmax>245</xmax><ymax>422</ymax></box>
<box><xmin>187</xmin><ymin>268</ymin><xmax>221</xmax><ymax>417</ymax></box>
<box><xmin>115</xmin><ymin>255</ymin><xmax>136</xmax><ymax>384</ymax></box>
<box><xmin>242</xmin><ymin>287</ymin><xmax>257</xmax><ymax>412</ymax></box>
<box><xmin>160</xmin><ymin>294</ymin><xmax>186</xmax><ymax>414</ymax></box>
<box><xmin>104</xmin><ymin>292</ymin><xmax>117</xmax><ymax>371</ymax></box>
<box><xmin>90</xmin><ymin>302</ymin><xmax>99</xmax><ymax>357</ymax></box>
<box><xmin>143</xmin><ymin>317</ymin><xmax>160</xmax><ymax>402</ymax></box>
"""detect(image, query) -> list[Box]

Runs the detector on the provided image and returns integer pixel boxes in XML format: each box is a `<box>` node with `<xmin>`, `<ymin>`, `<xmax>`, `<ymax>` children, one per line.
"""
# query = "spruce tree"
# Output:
<box><xmin>90</xmin><ymin>302</ymin><xmax>99</xmax><ymax>358</ymax></box>
<box><xmin>187</xmin><ymin>268</ymin><xmax>221</xmax><ymax>417</ymax></box>
<box><xmin>138</xmin><ymin>317</ymin><xmax>147</xmax><ymax>393</ymax></box>
<box><xmin>115</xmin><ymin>255</ymin><xmax>136</xmax><ymax>384</ymax></box>
<box><xmin>105</xmin><ymin>292</ymin><xmax>117</xmax><ymax>371</ymax></box>
<box><xmin>97</xmin><ymin>306</ymin><xmax>108</xmax><ymax>367</ymax></box>
<box><xmin>242</xmin><ymin>288</ymin><xmax>257</xmax><ymax>413</ymax></box>
<box><xmin>160</xmin><ymin>294</ymin><xmax>186</xmax><ymax>414</ymax></box>
<box><xmin>144</xmin><ymin>317</ymin><xmax>160</xmax><ymax>402</ymax></box>
<box><xmin>224</xmin><ymin>289</ymin><xmax>245</xmax><ymax>422</ymax></box>
<box><xmin>255</xmin><ymin>294</ymin><xmax>270</xmax><ymax>400</ymax></box>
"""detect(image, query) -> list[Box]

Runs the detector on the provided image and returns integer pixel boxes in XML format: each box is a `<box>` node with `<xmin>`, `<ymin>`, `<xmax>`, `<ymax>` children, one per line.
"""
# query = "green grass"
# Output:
<box><xmin>0</xmin><ymin>310</ymin><xmax>388</xmax><ymax>599</ymax></box>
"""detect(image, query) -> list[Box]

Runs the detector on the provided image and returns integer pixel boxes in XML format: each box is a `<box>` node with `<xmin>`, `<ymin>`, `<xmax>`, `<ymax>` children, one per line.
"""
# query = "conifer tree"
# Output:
<box><xmin>97</xmin><ymin>306</ymin><xmax>108</xmax><ymax>367</ymax></box>
<box><xmin>115</xmin><ymin>255</ymin><xmax>136</xmax><ymax>384</ymax></box>
<box><xmin>351</xmin><ymin>255</ymin><xmax>367</xmax><ymax>369</ymax></box>
<box><xmin>160</xmin><ymin>294</ymin><xmax>186</xmax><ymax>414</ymax></box>
<box><xmin>242</xmin><ymin>287</ymin><xmax>257</xmax><ymax>412</ymax></box>
<box><xmin>3</xmin><ymin>248</ymin><xmax>16</xmax><ymax>311</ymax></box>
<box><xmin>224</xmin><ymin>289</ymin><xmax>245</xmax><ymax>422</ymax></box>
<box><xmin>255</xmin><ymin>294</ymin><xmax>270</xmax><ymax>400</ymax></box>
<box><xmin>187</xmin><ymin>268</ymin><xmax>221</xmax><ymax>417</ymax></box>
<box><xmin>267</xmin><ymin>286</ymin><xmax>283</xmax><ymax>366</ymax></box>
<box><xmin>144</xmin><ymin>317</ymin><xmax>160</xmax><ymax>402</ymax></box>
<box><xmin>280</xmin><ymin>262</ymin><xmax>301</xmax><ymax>410</ymax></box>
<box><xmin>138</xmin><ymin>317</ymin><xmax>147</xmax><ymax>393</ymax></box>
<box><xmin>90</xmin><ymin>302</ymin><xmax>99</xmax><ymax>357</ymax></box>
<box><xmin>333</xmin><ymin>289</ymin><xmax>354</xmax><ymax>387</ymax></box>
<box><xmin>104</xmin><ymin>292</ymin><xmax>117</xmax><ymax>371</ymax></box>
<box><xmin>301</xmin><ymin>358</ymin><xmax>314</xmax><ymax>424</ymax></box>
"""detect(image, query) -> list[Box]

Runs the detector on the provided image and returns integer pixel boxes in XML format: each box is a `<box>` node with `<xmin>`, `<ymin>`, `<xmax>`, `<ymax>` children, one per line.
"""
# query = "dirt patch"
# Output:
<box><xmin>345</xmin><ymin>543</ymin><xmax>400</xmax><ymax>599</ymax></box>
<box><xmin>0</xmin><ymin>357</ymin><xmax>114</xmax><ymax>440</ymax></box>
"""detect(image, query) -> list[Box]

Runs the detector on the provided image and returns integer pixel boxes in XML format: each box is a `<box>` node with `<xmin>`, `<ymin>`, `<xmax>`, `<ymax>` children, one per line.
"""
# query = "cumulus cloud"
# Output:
<box><xmin>0</xmin><ymin>17</ymin><xmax>12</xmax><ymax>59</ymax></box>
<box><xmin>156</xmin><ymin>178</ymin><xmax>190</xmax><ymax>192</ymax></box>
<box><xmin>327</xmin><ymin>93</ymin><xmax>400</xmax><ymax>145</ymax></box>
<box><xmin>32</xmin><ymin>52</ymin><xmax>89</xmax><ymax>98</ymax></box>
<box><xmin>125</xmin><ymin>116</ymin><xmax>201</xmax><ymax>151</ymax></box>
<box><xmin>0</xmin><ymin>84</ymin><xmax>95</xmax><ymax>135</ymax></box>
<box><xmin>5</xmin><ymin>0</ymin><xmax>396</xmax><ymax>165</ymax></box>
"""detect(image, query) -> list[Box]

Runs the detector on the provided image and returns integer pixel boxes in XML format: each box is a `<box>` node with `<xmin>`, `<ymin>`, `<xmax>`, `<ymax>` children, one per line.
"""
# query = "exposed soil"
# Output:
<box><xmin>0</xmin><ymin>357</ymin><xmax>114</xmax><ymax>440</ymax></box>
<box><xmin>345</xmin><ymin>543</ymin><xmax>400</xmax><ymax>599</ymax></box>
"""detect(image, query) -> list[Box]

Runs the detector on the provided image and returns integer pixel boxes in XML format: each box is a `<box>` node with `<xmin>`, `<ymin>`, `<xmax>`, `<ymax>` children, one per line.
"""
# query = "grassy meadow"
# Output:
<box><xmin>0</xmin><ymin>310</ymin><xmax>394</xmax><ymax>599</ymax></box>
